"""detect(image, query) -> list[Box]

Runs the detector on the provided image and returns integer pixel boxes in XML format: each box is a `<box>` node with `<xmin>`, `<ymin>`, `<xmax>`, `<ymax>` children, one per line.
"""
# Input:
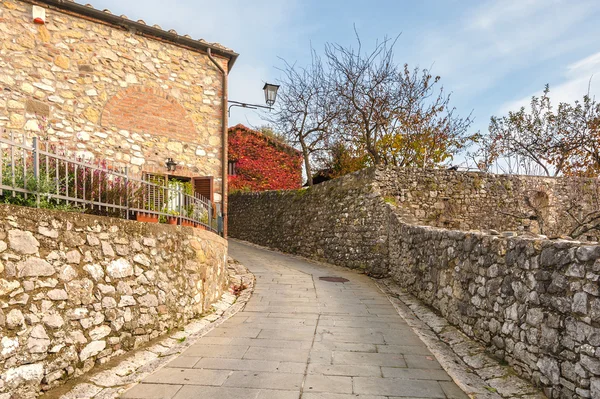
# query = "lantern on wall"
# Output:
<box><xmin>165</xmin><ymin>158</ymin><xmax>177</xmax><ymax>172</ymax></box>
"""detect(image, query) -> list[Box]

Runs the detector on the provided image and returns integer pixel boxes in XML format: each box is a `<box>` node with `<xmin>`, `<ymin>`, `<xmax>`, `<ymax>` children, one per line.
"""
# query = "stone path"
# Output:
<box><xmin>121</xmin><ymin>240</ymin><xmax>468</xmax><ymax>399</ymax></box>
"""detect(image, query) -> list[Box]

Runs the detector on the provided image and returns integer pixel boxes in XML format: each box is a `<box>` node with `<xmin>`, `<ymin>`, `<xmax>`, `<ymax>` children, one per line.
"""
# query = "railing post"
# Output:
<box><xmin>208</xmin><ymin>199</ymin><xmax>212</xmax><ymax>230</ymax></box>
<box><xmin>32</xmin><ymin>137</ymin><xmax>40</xmax><ymax>208</ymax></box>
<box><xmin>217</xmin><ymin>203</ymin><xmax>223</xmax><ymax>236</ymax></box>
<box><xmin>178</xmin><ymin>187</ymin><xmax>182</xmax><ymax>224</ymax></box>
<box><xmin>124</xmin><ymin>166</ymin><xmax>129</xmax><ymax>220</ymax></box>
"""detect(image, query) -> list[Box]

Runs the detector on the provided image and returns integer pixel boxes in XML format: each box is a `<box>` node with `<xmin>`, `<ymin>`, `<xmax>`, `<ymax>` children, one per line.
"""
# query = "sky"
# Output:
<box><xmin>91</xmin><ymin>0</ymin><xmax>600</xmax><ymax>149</ymax></box>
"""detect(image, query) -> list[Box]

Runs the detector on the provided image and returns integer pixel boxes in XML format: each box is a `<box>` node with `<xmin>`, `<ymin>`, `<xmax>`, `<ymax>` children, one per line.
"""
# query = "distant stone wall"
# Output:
<box><xmin>0</xmin><ymin>0</ymin><xmax>229</xmax><ymax>203</ymax></box>
<box><xmin>229</xmin><ymin>168</ymin><xmax>389</xmax><ymax>276</ymax></box>
<box><xmin>388</xmin><ymin>210</ymin><xmax>600</xmax><ymax>399</ymax></box>
<box><xmin>377</xmin><ymin>167</ymin><xmax>600</xmax><ymax>240</ymax></box>
<box><xmin>0</xmin><ymin>205</ymin><xmax>228</xmax><ymax>398</ymax></box>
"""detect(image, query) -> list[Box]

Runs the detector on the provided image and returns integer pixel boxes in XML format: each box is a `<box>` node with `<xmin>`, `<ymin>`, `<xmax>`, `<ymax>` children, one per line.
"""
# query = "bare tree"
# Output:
<box><xmin>265</xmin><ymin>50</ymin><xmax>338</xmax><ymax>186</ymax></box>
<box><xmin>325</xmin><ymin>32</ymin><xmax>474</xmax><ymax>167</ymax></box>
<box><xmin>563</xmin><ymin>178</ymin><xmax>600</xmax><ymax>239</ymax></box>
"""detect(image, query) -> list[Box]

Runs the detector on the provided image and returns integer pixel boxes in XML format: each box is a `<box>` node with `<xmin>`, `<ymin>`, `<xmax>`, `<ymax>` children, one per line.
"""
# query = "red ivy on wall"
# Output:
<box><xmin>228</xmin><ymin>124</ymin><xmax>303</xmax><ymax>192</ymax></box>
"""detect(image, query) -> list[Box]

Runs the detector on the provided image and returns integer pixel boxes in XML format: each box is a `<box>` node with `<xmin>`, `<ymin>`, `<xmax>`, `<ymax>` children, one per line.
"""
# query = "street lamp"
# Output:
<box><xmin>228</xmin><ymin>82</ymin><xmax>279</xmax><ymax>116</ymax></box>
<box><xmin>263</xmin><ymin>83</ymin><xmax>280</xmax><ymax>107</ymax></box>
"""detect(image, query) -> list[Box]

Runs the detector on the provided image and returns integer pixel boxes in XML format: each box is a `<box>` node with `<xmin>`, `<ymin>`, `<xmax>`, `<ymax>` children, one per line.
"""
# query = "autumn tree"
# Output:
<box><xmin>325</xmin><ymin>33</ymin><xmax>475</xmax><ymax>168</ymax></box>
<box><xmin>475</xmin><ymin>85</ymin><xmax>600</xmax><ymax>176</ymax></box>
<box><xmin>315</xmin><ymin>141</ymin><xmax>369</xmax><ymax>180</ymax></box>
<box><xmin>266</xmin><ymin>50</ymin><xmax>338</xmax><ymax>186</ymax></box>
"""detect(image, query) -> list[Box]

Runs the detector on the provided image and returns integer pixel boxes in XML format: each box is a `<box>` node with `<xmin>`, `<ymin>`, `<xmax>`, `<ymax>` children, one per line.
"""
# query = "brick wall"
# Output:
<box><xmin>0</xmin><ymin>0</ymin><xmax>230</xmax><ymax>203</ymax></box>
<box><xmin>101</xmin><ymin>86</ymin><xmax>197</xmax><ymax>142</ymax></box>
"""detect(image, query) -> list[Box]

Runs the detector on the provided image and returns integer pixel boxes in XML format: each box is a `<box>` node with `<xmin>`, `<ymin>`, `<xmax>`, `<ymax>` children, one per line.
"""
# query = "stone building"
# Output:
<box><xmin>0</xmin><ymin>0</ymin><xmax>237</xmax><ymax>216</ymax></box>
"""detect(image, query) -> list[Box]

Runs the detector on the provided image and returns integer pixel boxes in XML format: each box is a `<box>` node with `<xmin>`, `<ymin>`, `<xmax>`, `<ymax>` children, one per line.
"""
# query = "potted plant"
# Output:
<box><xmin>135</xmin><ymin>198</ymin><xmax>159</xmax><ymax>223</ymax></box>
<box><xmin>136</xmin><ymin>212</ymin><xmax>159</xmax><ymax>223</ymax></box>
<box><xmin>181</xmin><ymin>204</ymin><xmax>196</xmax><ymax>227</ymax></box>
<box><xmin>166</xmin><ymin>209</ymin><xmax>179</xmax><ymax>225</ymax></box>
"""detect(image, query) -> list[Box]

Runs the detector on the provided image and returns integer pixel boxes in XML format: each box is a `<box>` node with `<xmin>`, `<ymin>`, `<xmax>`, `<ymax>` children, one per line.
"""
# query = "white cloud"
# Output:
<box><xmin>419</xmin><ymin>0</ymin><xmax>600</xmax><ymax>97</ymax></box>
<box><xmin>466</xmin><ymin>0</ymin><xmax>547</xmax><ymax>31</ymax></box>
<box><xmin>500</xmin><ymin>51</ymin><xmax>600</xmax><ymax>113</ymax></box>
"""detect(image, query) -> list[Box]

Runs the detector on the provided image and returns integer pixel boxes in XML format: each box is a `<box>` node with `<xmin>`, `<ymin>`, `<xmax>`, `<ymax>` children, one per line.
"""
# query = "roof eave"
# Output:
<box><xmin>28</xmin><ymin>0</ymin><xmax>239</xmax><ymax>72</ymax></box>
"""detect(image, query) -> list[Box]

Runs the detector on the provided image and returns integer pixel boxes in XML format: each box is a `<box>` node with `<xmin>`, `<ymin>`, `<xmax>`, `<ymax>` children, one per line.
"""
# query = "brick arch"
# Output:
<box><xmin>100</xmin><ymin>86</ymin><xmax>196</xmax><ymax>139</ymax></box>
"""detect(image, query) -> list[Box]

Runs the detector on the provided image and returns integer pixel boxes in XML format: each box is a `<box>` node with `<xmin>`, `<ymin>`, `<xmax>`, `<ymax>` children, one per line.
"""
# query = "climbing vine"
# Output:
<box><xmin>228</xmin><ymin>126</ymin><xmax>303</xmax><ymax>192</ymax></box>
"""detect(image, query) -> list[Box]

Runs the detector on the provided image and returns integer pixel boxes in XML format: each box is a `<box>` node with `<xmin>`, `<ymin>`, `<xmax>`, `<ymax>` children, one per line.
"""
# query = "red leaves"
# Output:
<box><xmin>228</xmin><ymin>127</ymin><xmax>303</xmax><ymax>192</ymax></box>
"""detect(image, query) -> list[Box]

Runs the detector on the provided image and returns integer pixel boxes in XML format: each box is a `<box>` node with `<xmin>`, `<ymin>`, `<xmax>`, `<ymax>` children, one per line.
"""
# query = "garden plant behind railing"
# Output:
<box><xmin>0</xmin><ymin>132</ymin><xmax>219</xmax><ymax>234</ymax></box>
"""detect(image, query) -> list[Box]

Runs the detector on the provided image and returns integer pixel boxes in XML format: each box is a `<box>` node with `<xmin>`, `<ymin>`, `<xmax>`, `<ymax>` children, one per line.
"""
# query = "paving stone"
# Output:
<box><xmin>276</xmin><ymin>362</ymin><xmax>306</xmax><ymax>373</ymax></box>
<box><xmin>256</xmin><ymin>389</ymin><xmax>300</xmax><ymax>399</ymax></box>
<box><xmin>172</xmin><ymin>386</ymin><xmax>260</xmax><ymax>399</ymax></box>
<box><xmin>353</xmin><ymin>377</ymin><xmax>446</xmax><ymax>397</ymax></box>
<box><xmin>301</xmin><ymin>394</ymin><xmax>386</xmax><ymax>399</ymax></box>
<box><xmin>333</xmin><ymin>352</ymin><xmax>407</xmax><ymax>367</ymax></box>
<box><xmin>376</xmin><ymin>344</ymin><xmax>432</xmax><ymax>355</ymax></box>
<box><xmin>165</xmin><ymin>357</ymin><xmax>200</xmax><ymax>369</ymax></box>
<box><xmin>194</xmin><ymin>358</ymin><xmax>281</xmax><ymax>372</ymax></box>
<box><xmin>313</xmin><ymin>341</ymin><xmax>377</xmax><ymax>353</ymax></box>
<box><xmin>222</xmin><ymin>371</ymin><xmax>304</xmax><ymax>390</ymax></box>
<box><xmin>230</xmin><ymin>337</ymin><xmax>313</xmax><ymax>349</ymax></box>
<box><xmin>244</xmin><ymin>346</ymin><xmax>309</xmax><ymax>362</ymax></box>
<box><xmin>381</xmin><ymin>367</ymin><xmax>452</xmax><ymax>381</ymax></box>
<box><xmin>143</xmin><ymin>368</ymin><xmax>230</xmax><ymax>386</ymax></box>
<box><xmin>205</xmin><ymin>327</ymin><xmax>262</xmax><ymax>338</ymax></box>
<box><xmin>403</xmin><ymin>355</ymin><xmax>444</xmax><ymax>370</ymax></box>
<box><xmin>181</xmin><ymin>345</ymin><xmax>249</xmax><ymax>359</ymax></box>
<box><xmin>308</xmin><ymin>364</ymin><xmax>381</xmax><ymax>377</ymax></box>
<box><xmin>303</xmin><ymin>374</ymin><xmax>353</xmax><ymax>394</ymax></box>
<box><xmin>194</xmin><ymin>337</ymin><xmax>232</xmax><ymax>345</ymax></box>
<box><xmin>121</xmin><ymin>383</ymin><xmax>182</xmax><ymax>399</ymax></box>
<box><xmin>257</xmin><ymin>328</ymin><xmax>315</xmax><ymax>341</ymax></box>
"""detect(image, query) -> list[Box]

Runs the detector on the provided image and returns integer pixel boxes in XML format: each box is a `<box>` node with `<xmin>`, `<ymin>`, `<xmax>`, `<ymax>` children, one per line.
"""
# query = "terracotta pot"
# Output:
<box><xmin>135</xmin><ymin>212</ymin><xmax>159</xmax><ymax>223</ymax></box>
<box><xmin>181</xmin><ymin>220</ymin><xmax>194</xmax><ymax>227</ymax></box>
<box><xmin>166</xmin><ymin>217</ymin><xmax>178</xmax><ymax>225</ymax></box>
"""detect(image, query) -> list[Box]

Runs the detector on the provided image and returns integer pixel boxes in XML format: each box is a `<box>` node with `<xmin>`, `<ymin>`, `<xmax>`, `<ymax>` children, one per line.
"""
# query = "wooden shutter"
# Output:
<box><xmin>192</xmin><ymin>176</ymin><xmax>214</xmax><ymax>202</ymax></box>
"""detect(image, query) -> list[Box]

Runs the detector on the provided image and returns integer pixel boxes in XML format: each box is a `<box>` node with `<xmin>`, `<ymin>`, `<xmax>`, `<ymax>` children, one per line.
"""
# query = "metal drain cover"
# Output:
<box><xmin>319</xmin><ymin>276</ymin><xmax>349</xmax><ymax>283</ymax></box>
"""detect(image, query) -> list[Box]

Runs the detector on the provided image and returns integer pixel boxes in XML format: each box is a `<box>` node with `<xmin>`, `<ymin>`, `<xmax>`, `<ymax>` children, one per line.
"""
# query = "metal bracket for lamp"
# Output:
<box><xmin>227</xmin><ymin>101</ymin><xmax>272</xmax><ymax>117</ymax></box>
<box><xmin>227</xmin><ymin>83</ymin><xmax>279</xmax><ymax>117</ymax></box>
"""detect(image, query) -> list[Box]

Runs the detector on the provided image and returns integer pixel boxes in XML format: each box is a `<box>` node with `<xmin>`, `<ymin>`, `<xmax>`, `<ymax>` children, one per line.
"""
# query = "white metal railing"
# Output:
<box><xmin>0</xmin><ymin>131</ymin><xmax>219</xmax><ymax>234</ymax></box>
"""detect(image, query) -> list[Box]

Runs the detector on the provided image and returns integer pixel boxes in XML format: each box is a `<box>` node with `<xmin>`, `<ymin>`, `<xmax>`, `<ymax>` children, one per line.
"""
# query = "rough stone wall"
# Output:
<box><xmin>230</xmin><ymin>166</ymin><xmax>600</xmax><ymax>398</ymax></box>
<box><xmin>388</xmin><ymin>211</ymin><xmax>600</xmax><ymax>399</ymax></box>
<box><xmin>0</xmin><ymin>0</ymin><xmax>228</xmax><ymax>202</ymax></box>
<box><xmin>378</xmin><ymin>167</ymin><xmax>600</xmax><ymax>240</ymax></box>
<box><xmin>0</xmin><ymin>204</ymin><xmax>228</xmax><ymax>398</ymax></box>
<box><xmin>229</xmin><ymin>168</ymin><xmax>389</xmax><ymax>276</ymax></box>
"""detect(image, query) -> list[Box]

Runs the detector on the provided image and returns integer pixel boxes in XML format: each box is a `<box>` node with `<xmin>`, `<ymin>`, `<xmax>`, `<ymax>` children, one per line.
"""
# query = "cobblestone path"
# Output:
<box><xmin>121</xmin><ymin>240</ymin><xmax>468</xmax><ymax>399</ymax></box>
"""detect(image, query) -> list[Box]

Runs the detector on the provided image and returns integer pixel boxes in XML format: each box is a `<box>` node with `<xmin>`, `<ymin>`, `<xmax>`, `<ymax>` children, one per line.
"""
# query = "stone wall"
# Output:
<box><xmin>229</xmin><ymin>166</ymin><xmax>600</xmax><ymax>398</ymax></box>
<box><xmin>388</xmin><ymin>211</ymin><xmax>600</xmax><ymax>399</ymax></box>
<box><xmin>0</xmin><ymin>204</ymin><xmax>228</xmax><ymax>398</ymax></box>
<box><xmin>229</xmin><ymin>168</ymin><xmax>389</xmax><ymax>276</ymax></box>
<box><xmin>378</xmin><ymin>167</ymin><xmax>600</xmax><ymax>240</ymax></box>
<box><xmin>0</xmin><ymin>0</ymin><xmax>231</xmax><ymax>203</ymax></box>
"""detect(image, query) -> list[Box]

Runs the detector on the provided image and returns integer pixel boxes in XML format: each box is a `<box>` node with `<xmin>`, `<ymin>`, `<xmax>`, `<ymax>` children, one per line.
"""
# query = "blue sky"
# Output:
<box><xmin>91</xmin><ymin>0</ymin><xmax>600</xmax><ymax>140</ymax></box>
